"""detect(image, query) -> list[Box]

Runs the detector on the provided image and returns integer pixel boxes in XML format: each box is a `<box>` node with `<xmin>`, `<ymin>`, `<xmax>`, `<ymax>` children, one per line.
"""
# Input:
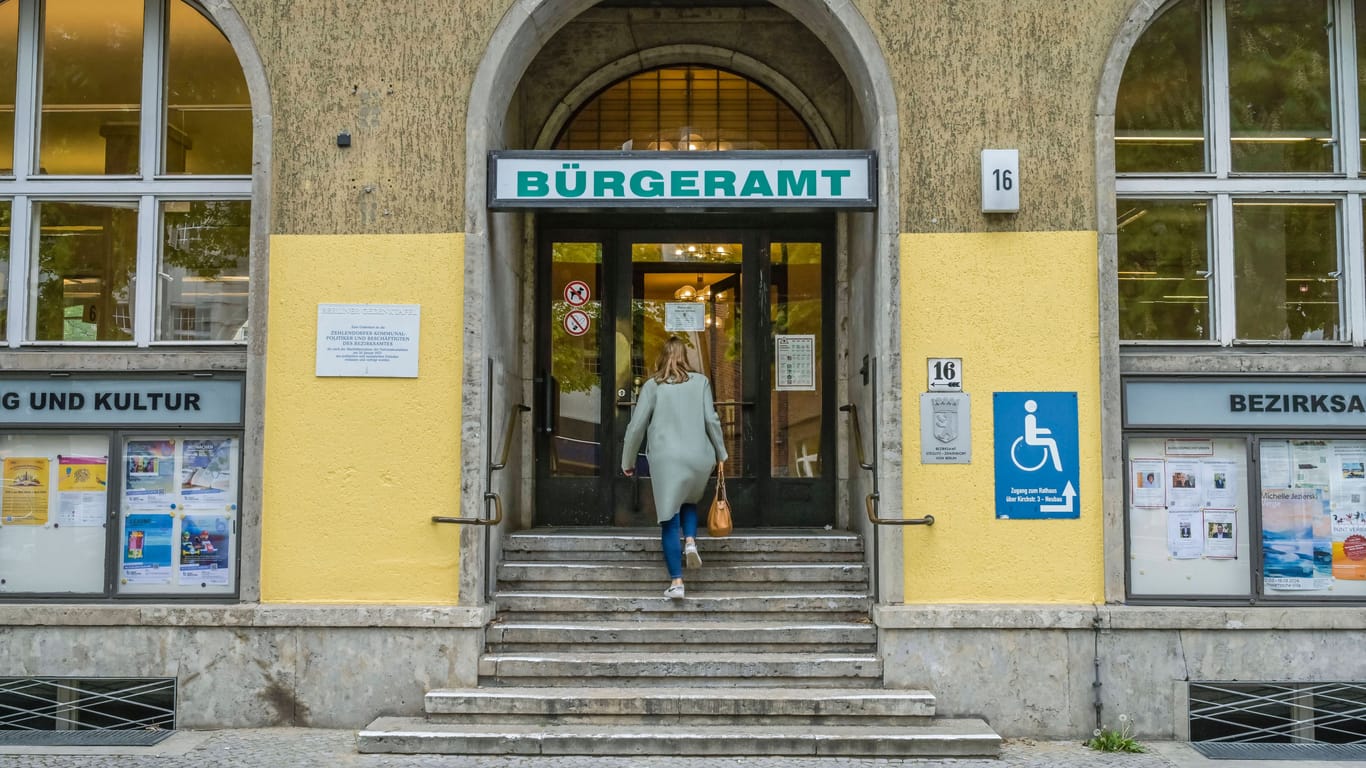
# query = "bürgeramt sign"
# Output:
<box><xmin>489</xmin><ymin>151</ymin><xmax>875</xmax><ymax>209</ymax></box>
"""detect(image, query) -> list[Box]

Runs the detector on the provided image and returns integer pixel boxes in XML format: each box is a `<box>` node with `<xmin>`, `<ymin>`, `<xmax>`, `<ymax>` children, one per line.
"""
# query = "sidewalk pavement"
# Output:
<box><xmin>0</xmin><ymin>730</ymin><xmax>1360</xmax><ymax>768</ymax></box>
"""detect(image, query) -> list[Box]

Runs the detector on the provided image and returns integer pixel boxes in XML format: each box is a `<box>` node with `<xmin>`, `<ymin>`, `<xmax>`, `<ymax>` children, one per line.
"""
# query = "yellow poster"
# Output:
<box><xmin>58</xmin><ymin>456</ymin><xmax>107</xmax><ymax>492</ymax></box>
<box><xmin>3</xmin><ymin>457</ymin><xmax>50</xmax><ymax>525</ymax></box>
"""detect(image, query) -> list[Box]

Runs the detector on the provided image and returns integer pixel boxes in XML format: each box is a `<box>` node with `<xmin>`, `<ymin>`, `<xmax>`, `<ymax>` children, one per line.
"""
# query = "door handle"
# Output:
<box><xmin>538</xmin><ymin>373</ymin><xmax>559</xmax><ymax>435</ymax></box>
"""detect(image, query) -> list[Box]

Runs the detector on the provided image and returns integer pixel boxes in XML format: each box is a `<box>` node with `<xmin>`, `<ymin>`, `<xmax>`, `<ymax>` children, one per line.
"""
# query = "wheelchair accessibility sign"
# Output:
<box><xmin>993</xmin><ymin>392</ymin><xmax>1079</xmax><ymax>519</ymax></box>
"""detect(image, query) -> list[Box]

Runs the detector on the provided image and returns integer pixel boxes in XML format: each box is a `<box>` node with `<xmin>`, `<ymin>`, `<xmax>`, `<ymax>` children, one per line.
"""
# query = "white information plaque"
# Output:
<box><xmin>665</xmin><ymin>302</ymin><xmax>706</xmax><ymax>332</ymax></box>
<box><xmin>316</xmin><ymin>304</ymin><xmax>421</xmax><ymax>378</ymax></box>
<box><xmin>775</xmin><ymin>334</ymin><xmax>816</xmax><ymax>391</ymax></box>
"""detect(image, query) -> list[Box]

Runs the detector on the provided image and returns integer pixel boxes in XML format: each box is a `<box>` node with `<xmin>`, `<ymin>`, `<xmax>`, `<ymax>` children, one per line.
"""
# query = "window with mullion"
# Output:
<box><xmin>0</xmin><ymin>0</ymin><xmax>251</xmax><ymax>348</ymax></box>
<box><xmin>1117</xmin><ymin>0</ymin><xmax>1362</xmax><ymax>345</ymax></box>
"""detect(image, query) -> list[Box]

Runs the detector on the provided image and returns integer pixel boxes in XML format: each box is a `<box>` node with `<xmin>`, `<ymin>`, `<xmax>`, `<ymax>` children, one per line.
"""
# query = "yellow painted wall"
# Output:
<box><xmin>262</xmin><ymin>234</ymin><xmax>464</xmax><ymax>603</ymax></box>
<box><xmin>901</xmin><ymin>231</ymin><xmax>1103</xmax><ymax>604</ymax></box>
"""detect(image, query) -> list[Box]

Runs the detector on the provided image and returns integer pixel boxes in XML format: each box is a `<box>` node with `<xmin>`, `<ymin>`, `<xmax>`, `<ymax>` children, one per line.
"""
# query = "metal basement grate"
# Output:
<box><xmin>1191</xmin><ymin>682</ymin><xmax>1366</xmax><ymax>744</ymax></box>
<box><xmin>1191</xmin><ymin>743</ymin><xmax>1366</xmax><ymax>760</ymax></box>
<box><xmin>0</xmin><ymin>677</ymin><xmax>176</xmax><ymax>733</ymax></box>
<box><xmin>0</xmin><ymin>729</ymin><xmax>174</xmax><ymax>747</ymax></box>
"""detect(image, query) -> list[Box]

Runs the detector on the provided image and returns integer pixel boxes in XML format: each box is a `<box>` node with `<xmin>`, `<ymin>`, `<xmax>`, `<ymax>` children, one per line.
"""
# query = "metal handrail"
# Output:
<box><xmin>432</xmin><ymin>368</ymin><xmax>528</xmax><ymax>526</ymax></box>
<box><xmin>841</xmin><ymin>362</ymin><xmax>934</xmax><ymax>527</ymax></box>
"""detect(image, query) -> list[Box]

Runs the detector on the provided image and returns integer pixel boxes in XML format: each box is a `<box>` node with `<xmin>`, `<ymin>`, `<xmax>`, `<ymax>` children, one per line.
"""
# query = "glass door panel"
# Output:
<box><xmin>770</xmin><ymin>242</ymin><xmax>823</xmax><ymax>478</ymax></box>
<box><xmin>615</xmin><ymin>239</ymin><xmax>745</xmax><ymax>526</ymax></box>
<box><xmin>536</xmin><ymin>240</ymin><xmax>611</xmax><ymax>526</ymax></box>
<box><xmin>548</xmin><ymin>242</ymin><xmax>604</xmax><ymax>477</ymax></box>
<box><xmin>536</xmin><ymin>219</ymin><xmax>835</xmax><ymax>529</ymax></box>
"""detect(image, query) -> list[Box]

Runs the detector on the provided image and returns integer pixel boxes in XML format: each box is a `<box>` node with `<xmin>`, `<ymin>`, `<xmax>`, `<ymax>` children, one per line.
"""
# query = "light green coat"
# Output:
<box><xmin>620</xmin><ymin>372</ymin><xmax>729</xmax><ymax>523</ymax></box>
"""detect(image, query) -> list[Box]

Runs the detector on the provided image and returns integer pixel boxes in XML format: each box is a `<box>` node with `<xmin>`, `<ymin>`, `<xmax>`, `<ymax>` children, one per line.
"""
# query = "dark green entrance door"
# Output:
<box><xmin>534</xmin><ymin>215</ymin><xmax>835</xmax><ymax>528</ymax></box>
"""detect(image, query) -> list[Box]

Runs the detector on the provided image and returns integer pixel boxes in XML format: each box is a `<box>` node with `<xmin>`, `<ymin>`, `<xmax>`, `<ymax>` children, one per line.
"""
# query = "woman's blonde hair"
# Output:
<box><xmin>651</xmin><ymin>336</ymin><xmax>694</xmax><ymax>384</ymax></box>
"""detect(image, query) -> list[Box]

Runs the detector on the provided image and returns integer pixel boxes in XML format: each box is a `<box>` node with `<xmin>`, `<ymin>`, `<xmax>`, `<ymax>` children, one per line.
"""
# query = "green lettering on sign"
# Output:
<box><xmin>518</xmin><ymin>171</ymin><xmax>549</xmax><ymax>197</ymax></box>
<box><xmin>740</xmin><ymin>170</ymin><xmax>773</xmax><ymax>197</ymax></box>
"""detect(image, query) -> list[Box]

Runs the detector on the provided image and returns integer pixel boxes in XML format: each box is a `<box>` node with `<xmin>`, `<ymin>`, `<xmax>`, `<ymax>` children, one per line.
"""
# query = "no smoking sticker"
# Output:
<box><xmin>563</xmin><ymin>309</ymin><xmax>591</xmax><ymax>337</ymax></box>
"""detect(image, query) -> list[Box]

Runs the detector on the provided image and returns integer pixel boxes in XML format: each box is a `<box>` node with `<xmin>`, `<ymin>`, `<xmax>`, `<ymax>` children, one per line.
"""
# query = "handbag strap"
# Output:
<box><xmin>716</xmin><ymin>462</ymin><xmax>727</xmax><ymax>500</ymax></box>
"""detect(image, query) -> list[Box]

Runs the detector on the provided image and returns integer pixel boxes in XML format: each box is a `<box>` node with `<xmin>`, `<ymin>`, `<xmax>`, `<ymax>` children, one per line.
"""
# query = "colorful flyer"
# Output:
<box><xmin>125</xmin><ymin>440</ymin><xmax>176</xmax><ymax>500</ymax></box>
<box><xmin>179</xmin><ymin>515</ymin><xmax>231</xmax><ymax>586</ymax></box>
<box><xmin>1131</xmin><ymin>458</ymin><xmax>1165</xmax><ymax>508</ymax></box>
<box><xmin>1167</xmin><ymin>509</ymin><xmax>1203</xmax><ymax>559</ymax></box>
<box><xmin>2</xmin><ymin>457</ymin><xmax>50</xmax><ymax>525</ymax></box>
<box><xmin>122</xmin><ymin>513</ymin><xmax>174</xmax><ymax>584</ymax></box>
<box><xmin>1203</xmin><ymin>509</ymin><xmax>1237</xmax><ymax>559</ymax></box>
<box><xmin>56</xmin><ymin>455</ymin><xmax>108</xmax><ymax>527</ymax></box>
<box><xmin>1313</xmin><ymin>497</ymin><xmax>1334</xmax><ymax>589</ymax></box>
<box><xmin>1262</xmin><ymin>488</ymin><xmax>1323</xmax><ymax>591</ymax></box>
<box><xmin>179</xmin><ymin>439</ymin><xmax>235</xmax><ymax>501</ymax></box>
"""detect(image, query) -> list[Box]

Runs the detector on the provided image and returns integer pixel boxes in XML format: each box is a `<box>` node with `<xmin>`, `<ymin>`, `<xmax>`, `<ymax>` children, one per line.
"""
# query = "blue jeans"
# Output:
<box><xmin>660</xmin><ymin>503</ymin><xmax>699</xmax><ymax>579</ymax></box>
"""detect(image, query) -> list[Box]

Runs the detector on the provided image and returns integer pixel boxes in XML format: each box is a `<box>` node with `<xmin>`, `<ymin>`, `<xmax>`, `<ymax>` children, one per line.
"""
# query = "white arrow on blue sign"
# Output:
<box><xmin>993</xmin><ymin>392</ymin><xmax>1080</xmax><ymax>519</ymax></box>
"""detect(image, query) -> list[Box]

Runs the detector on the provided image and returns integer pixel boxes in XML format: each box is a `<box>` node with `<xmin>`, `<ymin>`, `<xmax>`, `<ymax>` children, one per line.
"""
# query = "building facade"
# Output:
<box><xmin>1</xmin><ymin>0</ymin><xmax>1363</xmax><ymax>741</ymax></box>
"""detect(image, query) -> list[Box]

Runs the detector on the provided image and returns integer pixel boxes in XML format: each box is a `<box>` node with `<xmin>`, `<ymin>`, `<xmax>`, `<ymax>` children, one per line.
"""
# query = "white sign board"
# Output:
<box><xmin>490</xmin><ymin>151</ymin><xmax>876</xmax><ymax>209</ymax></box>
<box><xmin>775</xmin><ymin>334</ymin><xmax>817</xmax><ymax>391</ymax></box>
<box><xmin>316</xmin><ymin>304</ymin><xmax>421</xmax><ymax>378</ymax></box>
<box><xmin>927</xmin><ymin>357</ymin><xmax>963</xmax><ymax>392</ymax></box>
<box><xmin>981</xmin><ymin>149</ymin><xmax>1019</xmax><ymax>213</ymax></box>
<box><xmin>665</xmin><ymin>302</ymin><xmax>706</xmax><ymax>332</ymax></box>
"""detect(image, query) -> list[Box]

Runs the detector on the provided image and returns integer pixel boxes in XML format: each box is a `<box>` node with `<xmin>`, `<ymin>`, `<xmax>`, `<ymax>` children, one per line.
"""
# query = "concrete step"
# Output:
<box><xmin>423</xmin><ymin>686</ymin><xmax>936</xmax><ymax>725</ymax></box>
<box><xmin>498</xmin><ymin>563</ymin><xmax>868</xmax><ymax>593</ymax></box>
<box><xmin>357</xmin><ymin>717</ymin><xmax>1003</xmax><ymax>757</ymax></box>
<box><xmin>494</xmin><ymin>591</ymin><xmax>872</xmax><ymax>620</ymax></box>
<box><xmin>477</xmin><ymin>651</ymin><xmax>882</xmax><ymax>687</ymax></box>
<box><xmin>503</xmin><ymin>529</ymin><xmax>864</xmax><ymax>563</ymax></box>
<box><xmin>486</xmin><ymin>619</ymin><xmax>876</xmax><ymax>653</ymax></box>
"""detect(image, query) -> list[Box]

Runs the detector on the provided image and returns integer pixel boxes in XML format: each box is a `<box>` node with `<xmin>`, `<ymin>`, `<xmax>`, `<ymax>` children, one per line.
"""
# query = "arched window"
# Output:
<box><xmin>1115</xmin><ymin>0</ymin><xmax>1365</xmax><ymax>345</ymax></box>
<box><xmin>556</xmin><ymin>65</ymin><xmax>817</xmax><ymax>151</ymax></box>
<box><xmin>0</xmin><ymin>0</ymin><xmax>252</xmax><ymax>346</ymax></box>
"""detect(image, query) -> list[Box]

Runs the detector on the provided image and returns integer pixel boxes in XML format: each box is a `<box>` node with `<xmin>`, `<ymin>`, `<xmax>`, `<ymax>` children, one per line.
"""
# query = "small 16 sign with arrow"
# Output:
<box><xmin>563</xmin><ymin>308</ymin><xmax>591</xmax><ymax>337</ymax></box>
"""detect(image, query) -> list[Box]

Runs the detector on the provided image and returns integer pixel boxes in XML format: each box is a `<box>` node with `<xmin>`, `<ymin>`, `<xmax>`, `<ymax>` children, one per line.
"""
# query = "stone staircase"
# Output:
<box><xmin>357</xmin><ymin>528</ymin><xmax>1001</xmax><ymax>757</ymax></box>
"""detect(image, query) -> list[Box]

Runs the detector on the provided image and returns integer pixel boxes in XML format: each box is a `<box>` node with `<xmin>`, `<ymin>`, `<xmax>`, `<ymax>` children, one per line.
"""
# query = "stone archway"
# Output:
<box><xmin>198</xmin><ymin>0</ymin><xmax>273</xmax><ymax>603</ymax></box>
<box><xmin>532</xmin><ymin>45</ymin><xmax>839</xmax><ymax>151</ymax></box>
<box><xmin>459</xmin><ymin>0</ymin><xmax>905</xmax><ymax>604</ymax></box>
<box><xmin>1093</xmin><ymin>1</ymin><xmax>1166</xmax><ymax>602</ymax></box>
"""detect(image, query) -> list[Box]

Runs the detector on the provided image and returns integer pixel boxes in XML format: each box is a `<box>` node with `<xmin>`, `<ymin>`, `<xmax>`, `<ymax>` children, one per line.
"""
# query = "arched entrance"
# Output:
<box><xmin>531</xmin><ymin>66</ymin><xmax>839</xmax><ymax>527</ymax></box>
<box><xmin>459</xmin><ymin>0</ymin><xmax>904</xmax><ymax>603</ymax></box>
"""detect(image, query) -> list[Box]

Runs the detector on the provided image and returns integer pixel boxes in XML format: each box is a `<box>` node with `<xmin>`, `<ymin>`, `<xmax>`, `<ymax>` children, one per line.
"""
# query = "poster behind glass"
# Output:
<box><xmin>1127</xmin><ymin>436</ymin><xmax>1251</xmax><ymax>596</ymax></box>
<box><xmin>118</xmin><ymin>435</ymin><xmax>239</xmax><ymax>595</ymax></box>
<box><xmin>0</xmin><ymin>434</ymin><xmax>109</xmax><ymax>593</ymax></box>
<box><xmin>1260</xmin><ymin>439</ymin><xmax>1366</xmax><ymax>597</ymax></box>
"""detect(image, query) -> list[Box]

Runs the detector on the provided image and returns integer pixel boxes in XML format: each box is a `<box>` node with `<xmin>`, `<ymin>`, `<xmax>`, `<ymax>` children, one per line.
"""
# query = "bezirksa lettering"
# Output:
<box><xmin>1229</xmin><ymin>393</ymin><xmax>1366</xmax><ymax>414</ymax></box>
<box><xmin>517</xmin><ymin>164</ymin><xmax>852</xmax><ymax>200</ymax></box>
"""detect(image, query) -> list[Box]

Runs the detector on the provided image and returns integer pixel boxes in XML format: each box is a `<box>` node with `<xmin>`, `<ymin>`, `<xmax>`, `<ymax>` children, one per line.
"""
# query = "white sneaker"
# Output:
<box><xmin>684</xmin><ymin>542</ymin><xmax>702</xmax><ymax>569</ymax></box>
<box><xmin>664</xmin><ymin>583</ymin><xmax>685</xmax><ymax>599</ymax></box>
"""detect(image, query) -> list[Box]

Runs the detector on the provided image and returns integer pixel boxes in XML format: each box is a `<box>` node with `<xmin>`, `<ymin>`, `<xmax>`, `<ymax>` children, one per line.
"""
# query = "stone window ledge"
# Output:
<box><xmin>873</xmin><ymin>604</ymin><xmax>1366</xmax><ymax>631</ymax></box>
<box><xmin>0</xmin><ymin>603</ymin><xmax>494</xmax><ymax>628</ymax></box>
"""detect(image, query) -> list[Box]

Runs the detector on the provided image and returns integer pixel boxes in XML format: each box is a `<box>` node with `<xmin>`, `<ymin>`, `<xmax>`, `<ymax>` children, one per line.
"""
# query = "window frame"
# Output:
<box><xmin>1116</xmin><ymin>0</ymin><xmax>1366</xmax><ymax>346</ymax></box>
<box><xmin>0</xmin><ymin>0</ymin><xmax>251</xmax><ymax>349</ymax></box>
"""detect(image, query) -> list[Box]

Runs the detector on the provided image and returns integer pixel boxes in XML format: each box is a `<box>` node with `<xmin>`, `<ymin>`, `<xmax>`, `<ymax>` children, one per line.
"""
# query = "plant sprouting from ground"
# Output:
<box><xmin>1085</xmin><ymin>713</ymin><xmax>1145</xmax><ymax>753</ymax></box>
